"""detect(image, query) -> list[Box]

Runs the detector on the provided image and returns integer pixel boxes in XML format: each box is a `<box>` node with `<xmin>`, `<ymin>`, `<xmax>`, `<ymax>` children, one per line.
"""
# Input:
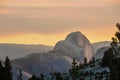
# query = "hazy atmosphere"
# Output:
<box><xmin>1</xmin><ymin>1</ymin><xmax>120</xmax><ymax>80</ymax></box>
<box><xmin>0</xmin><ymin>0</ymin><xmax>120</xmax><ymax>45</ymax></box>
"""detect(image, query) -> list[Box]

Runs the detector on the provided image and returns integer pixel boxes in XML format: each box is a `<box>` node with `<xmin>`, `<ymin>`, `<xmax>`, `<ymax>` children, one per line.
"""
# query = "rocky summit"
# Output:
<box><xmin>12</xmin><ymin>31</ymin><xmax>94</xmax><ymax>76</ymax></box>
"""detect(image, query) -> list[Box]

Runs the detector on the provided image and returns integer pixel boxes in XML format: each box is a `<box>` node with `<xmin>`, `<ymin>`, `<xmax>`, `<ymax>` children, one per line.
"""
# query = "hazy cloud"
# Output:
<box><xmin>0</xmin><ymin>0</ymin><xmax>120</xmax><ymax>35</ymax></box>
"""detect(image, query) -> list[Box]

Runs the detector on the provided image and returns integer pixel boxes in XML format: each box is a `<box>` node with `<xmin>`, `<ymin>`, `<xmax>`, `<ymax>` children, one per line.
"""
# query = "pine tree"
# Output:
<box><xmin>116</xmin><ymin>23</ymin><xmax>120</xmax><ymax>31</ymax></box>
<box><xmin>63</xmin><ymin>73</ymin><xmax>69</xmax><ymax>80</ymax></box>
<box><xmin>69</xmin><ymin>58</ymin><xmax>79</xmax><ymax>80</ymax></box>
<box><xmin>102</xmin><ymin>23</ymin><xmax>120</xmax><ymax>80</ymax></box>
<box><xmin>4</xmin><ymin>56</ymin><xmax>11</xmax><ymax>70</ymax></box>
<box><xmin>4</xmin><ymin>56</ymin><xmax>12</xmax><ymax>80</ymax></box>
<box><xmin>54</xmin><ymin>72</ymin><xmax>63</xmax><ymax>80</ymax></box>
<box><xmin>0</xmin><ymin>61</ymin><xmax>4</xmax><ymax>80</ymax></box>
<box><xmin>29</xmin><ymin>75</ymin><xmax>39</xmax><ymax>80</ymax></box>
<box><xmin>92</xmin><ymin>56</ymin><xmax>95</xmax><ymax>66</ymax></box>
<box><xmin>18</xmin><ymin>70</ymin><xmax>22</xmax><ymax>80</ymax></box>
<box><xmin>40</xmin><ymin>73</ymin><xmax>44</xmax><ymax>80</ymax></box>
<box><xmin>115</xmin><ymin>23</ymin><xmax>120</xmax><ymax>42</ymax></box>
<box><xmin>84</xmin><ymin>57</ymin><xmax>87</xmax><ymax>65</ymax></box>
<box><xmin>112</xmin><ymin>37</ymin><xmax>117</xmax><ymax>45</ymax></box>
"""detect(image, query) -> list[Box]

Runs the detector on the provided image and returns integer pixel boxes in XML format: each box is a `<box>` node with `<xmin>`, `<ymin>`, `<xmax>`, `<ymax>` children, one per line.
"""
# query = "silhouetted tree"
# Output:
<box><xmin>54</xmin><ymin>72</ymin><xmax>63</xmax><ymax>80</ymax></box>
<box><xmin>115</xmin><ymin>33</ymin><xmax>120</xmax><ymax>42</ymax></box>
<box><xmin>115</xmin><ymin>23</ymin><xmax>120</xmax><ymax>42</ymax></box>
<box><xmin>18</xmin><ymin>70</ymin><xmax>22</xmax><ymax>80</ymax></box>
<box><xmin>63</xmin><ymin>73</ymin><xmax>69</xmax><ymax>80</ymax></box>
<box><xmin>111</xmin><ymin>37</ymin><xmax>117</xmax><ymax>45</ymax></box>
<box><xmin>29</xmin><ymin>75</ymin><xmax>39</xmax><ymax>80</ymax></box>
<box><xmin>40</xmin><ymin>73</ymin><xmax>44</xmax><ymax>80</ymax></box>
<box><xmin>102</xmin><ymin>23</ymin><xmax>120</xmax><ymax>80</ymax></box>
<box><xmin>0</xmin><ymin>61</ymin><xmax>4</xmax><ymax>80</ymax></box>
<box><xmin>85</xmin><ymin>71</ymin><xmax>89</xmax><ymax>76</ymax></box>
<box><xmin>84</xmin><ymin>57</ymin><xmax>87</xmax><ymax>66</ymax></box>
<box><xmin>69</xmin><ymin>58</ymin><xmax>79</xmax><ymax>80</ymax></box>
<box><xmin>4</xmin><ymin>56</ymin><xmax>12</xmax><ymax>80</ymax></box>
<box><xmin>89</xmin><ymin>56</ymin><xmax>95</xmax><ymax>67</ymax></box>
<box><xmin>102</xmin><ymin>48</ymin><xmax>114</xmax><ymax>67</ymax></box>
<box><xmin>92</xmin><ymin>57</ymin><xmax>95</xmax><ymax>66</ymax></box>
<box><xmin>116</xmin><ymin>23</ymin><xmax>120</xmax><ymax>31</ymax></box>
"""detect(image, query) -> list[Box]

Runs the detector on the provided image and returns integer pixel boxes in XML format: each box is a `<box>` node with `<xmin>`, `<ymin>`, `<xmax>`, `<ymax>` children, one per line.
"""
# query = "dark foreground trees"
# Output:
<box><xmin>69</xmin><ymin>58</ymin><xmax>79</xmax><ymax>80</ymax></box>
<box><xmin>29</xmin><ymin>75</ymin><xmax>40</xmax><ymax>80</ymax></box>
<box><xmin>0</xmin><ymin>56</ymin><xmax>12</xmax><ymax>80</ymax></box>
<box><xmin>102</xmin><ymin>23</ymin><xmax>120</xmax><ymax>80</ymax></box>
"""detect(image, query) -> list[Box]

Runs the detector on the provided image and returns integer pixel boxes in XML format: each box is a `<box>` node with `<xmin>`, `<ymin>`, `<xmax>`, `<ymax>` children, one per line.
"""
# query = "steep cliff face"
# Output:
<box><xmin>54</xmin><ymin>31</ymin><xmax>94</xmax><ymax>62</ymax></box>
<box><xmin>12</xmin><ymin>31</ymin><xmax>94</xmax><ymax>75</ymax></box>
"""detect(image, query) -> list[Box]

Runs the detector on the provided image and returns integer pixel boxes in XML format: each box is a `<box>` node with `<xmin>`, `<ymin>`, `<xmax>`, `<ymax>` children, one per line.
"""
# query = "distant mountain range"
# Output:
<box><xmin>0</xmin><ymin>44</ymin><xmax>53</xmax><ymax>60</ymax></box>
<box><xmin>92</xmin><ymin>41</ymin><xmax>111</xmax><ymax>60</ymax></box>
<box><xmin>92</xmin><ymin>41</ymin><xmax>111</xmax><ymax>54</ymax></box>
<box><xmin>95</xmin><ymin>47</ymin><xmax>109</xmax><ymax>60</ymax></box>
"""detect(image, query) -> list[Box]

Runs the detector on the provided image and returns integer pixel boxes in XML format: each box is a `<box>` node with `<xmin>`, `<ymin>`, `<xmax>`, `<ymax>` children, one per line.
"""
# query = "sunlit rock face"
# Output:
<box><xmin>54</xmin><ymin>31</ymin><xmax>94</xmax><ymax>62</ymax></box>
<box><xmin>12</xmin><ymin>31</ymin><xmax>94</xmax><ymax>76</ymax></box>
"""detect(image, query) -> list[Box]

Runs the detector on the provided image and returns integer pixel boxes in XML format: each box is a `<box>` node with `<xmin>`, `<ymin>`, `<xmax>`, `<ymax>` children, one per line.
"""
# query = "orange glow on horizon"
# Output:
<box><xmin>0</xmin><ymin>26</ymin><xmax>116</xmax><ymax>46</ymax></box>
<box><xmin>0</xmin><ymin>0</ymin><xmax>119</xmax><ymax>46</ymax></box>
<box><xmin>0</xmin><ymin>33</ymin><xmax>67</xmax><ymax>46</ymax></box>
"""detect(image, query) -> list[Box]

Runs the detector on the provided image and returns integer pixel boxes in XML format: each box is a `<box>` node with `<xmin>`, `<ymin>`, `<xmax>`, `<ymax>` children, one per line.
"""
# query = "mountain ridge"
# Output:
<box><xmin>0</xmin><ymin>43</ymin><xmax>53</xmax><ymax>60</ymax></box>
<box><xmin>12</xmin><ymin>31</ymin><xmax>94</xmax><ymax>76</ymax></box>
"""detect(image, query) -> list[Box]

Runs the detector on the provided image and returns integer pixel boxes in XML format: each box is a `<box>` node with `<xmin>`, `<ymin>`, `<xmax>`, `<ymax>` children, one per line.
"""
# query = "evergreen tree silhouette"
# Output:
<box><xmin>18</xmin><ymin>70</ymin><xmax>22</xmax><ymax>80</ymax></box>
<box><xmin>84</xmin><ymin>57</ymin><xmax>87</xmax><ymax>65</ymax></box>
<box><xmin>102</xmin><ymin>23</ymin><xmax>120</xmax><ymax>80</ymax></box>
<box><xmin>115</xmin><ymin>23</ymin><xmax>120</xmax><ymax>42</ymax></box>
<box><xmin>0</xmin><ymin>61</ymin><xmax>4</xmax><ymax>80</ymax></box>
<box><xmin>116</xmin><ymin>23</ymin><xmax>120</xmax><ymax>31</ymax></box>
<box><xmin>69</xmin><ymin>58</ymin><xmax>79</xmax><ymax>80</ymax></box>
<box><xmin>29</xmin><ymin>75</ymin><xmax>39</xmax><ymax>80</ymax></box>
<box><xmin>40</xmin><ymin>73</ymin><xmax>44</xmax><ymax>80</ymax></box>
<box><xmin>54</xmin><ymin>72</ymin><xmax>63</xmax><ymax>80</ymax></box>
<box><xmin>4</xmin><ymin>56</ymin><xmax>12</xmax><ymax>80</ymax></box>
<box><xmin>92</xmin><ymin>56</ymin><xmax>95</xmax><ymax>66</ymax></box>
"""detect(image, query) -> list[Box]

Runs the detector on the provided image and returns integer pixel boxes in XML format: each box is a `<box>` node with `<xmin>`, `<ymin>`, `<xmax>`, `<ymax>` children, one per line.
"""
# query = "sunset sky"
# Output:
<box><xmin>0</xmin><ymin>0</ymin><xmax>120</xmax><ymax>46</ymax></box>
